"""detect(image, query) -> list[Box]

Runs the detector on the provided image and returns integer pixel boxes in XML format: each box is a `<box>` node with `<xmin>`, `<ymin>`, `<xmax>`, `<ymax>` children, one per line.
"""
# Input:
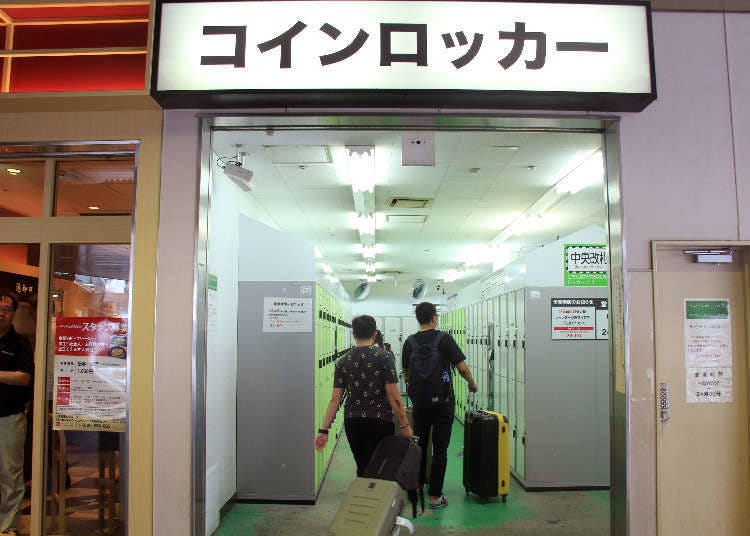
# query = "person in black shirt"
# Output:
<box><xmin>0</xmin><ymin>290</ymin><xmax>34</xmax><ymax>535</ymax></box>
<box><xmin>402</xmin><ymin>301</ymin><xmax>477</xmax><ymax>510</ymax></box>
<box><xmin>315</xmin><ymin>315</ymin><xmax>412</xmax><ymax>476</ymax></box>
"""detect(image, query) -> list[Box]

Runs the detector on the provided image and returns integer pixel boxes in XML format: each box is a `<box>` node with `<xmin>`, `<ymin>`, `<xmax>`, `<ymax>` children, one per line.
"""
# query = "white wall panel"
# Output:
<box><xmin>726</xmin><ymin>14</ymin><xmax>750</xmax><ymax>239</ymax></box>
<box><xmin>154</xmin><ymin>110</ymin><xmax>201</xmax><ymax>536</ymax></box>
<box><xmin>620</xmin><ymin>13</ymin><xmax>738</xmax><ymax>270</ymax></box>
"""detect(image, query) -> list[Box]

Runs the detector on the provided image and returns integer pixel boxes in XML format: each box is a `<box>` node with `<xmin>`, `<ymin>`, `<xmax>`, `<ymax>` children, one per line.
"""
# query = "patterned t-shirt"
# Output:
<box><xmin>335</xmin><ymin>345</ymin><xmax>398</xmax><ymax>422</ymax></box>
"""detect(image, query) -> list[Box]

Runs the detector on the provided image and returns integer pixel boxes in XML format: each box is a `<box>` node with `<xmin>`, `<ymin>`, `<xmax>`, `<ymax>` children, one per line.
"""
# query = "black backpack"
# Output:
<box><xmin>406</xmin><ymin>331</ymin><xmax>449</xmax><ymax>407</ymax></box>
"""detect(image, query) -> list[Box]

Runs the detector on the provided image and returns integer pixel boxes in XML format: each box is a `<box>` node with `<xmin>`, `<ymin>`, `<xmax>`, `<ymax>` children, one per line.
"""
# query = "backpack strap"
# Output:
<box><xmin>431</xmin><ymin>331</ymin><xmax>446</xmax><ymax>348</ymax></box>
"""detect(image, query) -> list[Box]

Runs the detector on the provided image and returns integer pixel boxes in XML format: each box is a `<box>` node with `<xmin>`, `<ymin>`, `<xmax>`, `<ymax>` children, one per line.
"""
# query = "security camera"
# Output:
<box><xmin>223</xmin><ymin>161</ymin><xmax>254</xmax><ymax>191</ymax></box>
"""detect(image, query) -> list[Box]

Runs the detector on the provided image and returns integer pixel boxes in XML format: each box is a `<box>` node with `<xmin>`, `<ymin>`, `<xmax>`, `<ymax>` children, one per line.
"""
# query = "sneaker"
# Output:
<box><xmin>429</xmin><ymin>495</ymin><xmax>448</xmax><ymax>509</ymax></box>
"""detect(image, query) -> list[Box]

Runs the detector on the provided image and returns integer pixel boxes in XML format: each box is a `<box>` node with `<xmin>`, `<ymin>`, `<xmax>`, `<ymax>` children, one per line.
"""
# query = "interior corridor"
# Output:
<box><xmin>216</xmin><ymin>421</ymin><xmax>610</xmax><ymax>536</ymax></box>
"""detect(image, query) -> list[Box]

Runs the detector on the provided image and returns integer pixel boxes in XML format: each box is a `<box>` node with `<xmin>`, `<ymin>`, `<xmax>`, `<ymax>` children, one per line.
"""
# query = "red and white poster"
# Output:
<box><xmin>551</xmin><ymin>298</ymin><xmax>608</xmax><ymax>340</ymax></box>
<box><xmin>52</xmin><ymin>317</ymin><xmax>128</xmax><ymax>432</ymax></box>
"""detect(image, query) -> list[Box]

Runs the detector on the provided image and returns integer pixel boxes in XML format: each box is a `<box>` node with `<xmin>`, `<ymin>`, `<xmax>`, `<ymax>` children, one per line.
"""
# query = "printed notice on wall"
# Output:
<box><xmin>686</xmin><ymin>367</ymin><xmax>733</xmax><ymax>404</ymax></box>
<box><xmin>207</xmin><ymin>273</ymin><xmax>218</xmax><ymax>332</ymax></box>
<box><xmin>685</xmin><ymin>299</ymin><xmax>733</xmax><ymax>403</ymax></box>
<box><xmin>52</xmin><ymin>317</ymin><xmax>128</xmax><ymax>431</ymax></box>
<box><xmin>263</xmin><ymin>297</ymin><xmax>313</xmax><ymax>332</ymax></box>
<box><xmin>551</xmin><ymin>298</ymin><xmax>608</xmax><ymax>340</ymax></box>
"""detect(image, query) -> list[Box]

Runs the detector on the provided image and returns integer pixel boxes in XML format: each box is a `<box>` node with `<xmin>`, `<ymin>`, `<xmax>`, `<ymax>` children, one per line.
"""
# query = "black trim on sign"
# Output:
<box><xmin>151</xmin><ymin>0</ymin><xmax>657</xmax><ymax>112</ymax></box>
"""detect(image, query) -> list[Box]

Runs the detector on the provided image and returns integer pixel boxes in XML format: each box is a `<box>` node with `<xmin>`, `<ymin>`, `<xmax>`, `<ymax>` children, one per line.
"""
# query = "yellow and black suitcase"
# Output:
<box><xmin>329</xmin><ymin>478</ymin><xmax>404</xmax><ymax>536</ymax></box>
<box><xmin>463</xmin><ymin>409</ymin><xmax>510</xmax><ymax>502</ymax></box>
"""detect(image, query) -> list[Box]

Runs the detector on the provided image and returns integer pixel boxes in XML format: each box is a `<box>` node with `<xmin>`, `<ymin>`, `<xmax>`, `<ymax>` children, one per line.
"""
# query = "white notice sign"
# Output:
<box><xmin>551</xmin><ymin>298</ymin><xmax>595</xmax><ymax>340</ymax></box>
<box><xmin>686</xmin><ymin>367</ymin><xmax>733</xmax><ymax>404</ymax></box>
<box><xmin>684</xmin><ymin>300</ymin><xmax>732</xmax><ymax>368</ymax></box>
<box><xmin>684</xmin><ymin>300</ymin><xmax>733</xmax><ymax>404</ymax></box>
<box><xmin>263</xmin><ymin>297</ymin><xmax>313</xmax><ymax>332</ymax></box>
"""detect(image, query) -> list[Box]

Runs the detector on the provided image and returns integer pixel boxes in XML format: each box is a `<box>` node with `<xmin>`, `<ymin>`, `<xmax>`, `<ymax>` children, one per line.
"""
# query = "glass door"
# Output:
<box><xmin>0</xmin><ymin>146</ymin><xmax>135</xmax><ymax>536</ymax></box>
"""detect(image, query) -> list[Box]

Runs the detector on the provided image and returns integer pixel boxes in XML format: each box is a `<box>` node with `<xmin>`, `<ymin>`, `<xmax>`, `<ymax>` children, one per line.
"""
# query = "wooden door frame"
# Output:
<box><xmin>651</xmin><ymin>240</ymin><xmax>750</xmax><ymax>535</ymax></box>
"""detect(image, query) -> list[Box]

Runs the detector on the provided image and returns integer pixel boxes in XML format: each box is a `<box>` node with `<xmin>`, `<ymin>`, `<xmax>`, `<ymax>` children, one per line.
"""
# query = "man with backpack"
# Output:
<box><xmin>402</xmin><ymin>301</ymin><xmax>477</xmax><ymax>509</ymax></box>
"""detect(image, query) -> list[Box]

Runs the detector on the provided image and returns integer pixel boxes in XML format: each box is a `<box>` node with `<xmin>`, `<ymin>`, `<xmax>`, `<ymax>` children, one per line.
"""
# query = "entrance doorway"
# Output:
<box><xmin>195</xmin><ymin>115</ymin><xmax>624</xmax><ymax>536</ymax></box>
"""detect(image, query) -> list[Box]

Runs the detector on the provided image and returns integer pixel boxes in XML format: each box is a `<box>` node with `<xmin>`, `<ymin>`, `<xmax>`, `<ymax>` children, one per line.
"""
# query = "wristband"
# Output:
<box><xmin>318</xmin><ymin>428</ymin><xmax>329</xmax><ymax>435</ymax></box>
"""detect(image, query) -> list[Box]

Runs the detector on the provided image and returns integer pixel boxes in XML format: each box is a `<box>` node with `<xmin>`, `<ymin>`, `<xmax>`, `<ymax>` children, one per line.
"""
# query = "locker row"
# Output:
<box><xmin>314</xmin><ymin>285</ymin><xmax>352</xmax><ymax>492</ymax></box>
<box><xmin>442</xmin><ymin>287</ymin><xmax>610</xmax><ymax>489</ymax></box>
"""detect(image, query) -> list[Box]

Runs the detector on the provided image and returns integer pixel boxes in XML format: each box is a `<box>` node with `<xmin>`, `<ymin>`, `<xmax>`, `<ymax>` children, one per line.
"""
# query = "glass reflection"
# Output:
<box><xmin>46</xmin><ymin>244</ymin><xmax>129</xmax><ymax>536</ymax></box>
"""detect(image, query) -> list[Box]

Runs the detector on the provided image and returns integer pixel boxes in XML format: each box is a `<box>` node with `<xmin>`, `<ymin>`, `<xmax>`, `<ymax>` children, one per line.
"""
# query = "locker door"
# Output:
<box><xmin>384</xmin><ymin>316</ymin><xmax>403</xmax><ymax>389</ymax></box>
<box><xmin>508</xmin><ymin>377</ymin><xmax>517</xmax><ymax>471</ymax></box>
<box><xmin>508</xmin><ymin>293</ymin><xmax>517</xmax><ymax>382</ymax></box>
<box><xmin>490</xmin><ymin>297</ymin><xmax>499</xmax><ymax>412</ymax></box>
<box><xmin>516</xmin><ymin>380</ymin><xmax>525</xmax><ymax>478</ymax></box>
<box><xmin>499</xmin><ymin>293</ymin><xmax>508</xmax><ymax>416</ymax></box>
<box><xmin>516</xmin><ymin>290</ymin><xmax>526</xmax><ymax>383</ymax></box>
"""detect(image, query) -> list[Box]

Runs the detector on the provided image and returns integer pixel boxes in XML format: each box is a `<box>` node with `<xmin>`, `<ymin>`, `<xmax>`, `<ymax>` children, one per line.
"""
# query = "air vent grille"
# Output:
<box><xmin>387</xmin><ymin>197</ymin><xmax>432</xmax><ymax>209</ymax></box>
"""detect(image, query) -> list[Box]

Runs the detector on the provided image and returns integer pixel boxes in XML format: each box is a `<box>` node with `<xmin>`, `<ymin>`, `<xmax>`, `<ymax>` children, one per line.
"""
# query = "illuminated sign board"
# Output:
<box><xmin>153</xmin><ymin>0</ymin><xmax>655</xmax><ymax>110</ymax></box>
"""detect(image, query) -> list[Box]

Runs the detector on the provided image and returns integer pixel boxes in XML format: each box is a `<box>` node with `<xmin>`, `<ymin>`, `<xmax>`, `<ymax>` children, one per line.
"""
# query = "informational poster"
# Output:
<box><xmin>685</xmin><ymin>299</ymin><xmax>733</xmax><ymax>404</ymax></box>
<box><xmin>564</xmin><ymin>244</ymin><xmax>608</xmax><ymax>287</ymax></box>
<box><xmin>263</xmin><ymin>297</ymin><xmax>313</xmax><ymax>332</ymax></box>
<box><xmin>52</xmin><ymin>317</ymin><xmax>128</xmax><ymax>431</ymax></box>
<box><xmin>551</xmin><ymin>298</ymin><xmax>608</xmax><ymax>340</ymax></box>
<box><xmin>207</xmin><ymin>273</ymin><xmax>218</xmax><ymax>332</ymax></box>
<box><xmin>686</xmin><ymin>367</ymin><xmax>733</xmax><ymax>404</ymax></box>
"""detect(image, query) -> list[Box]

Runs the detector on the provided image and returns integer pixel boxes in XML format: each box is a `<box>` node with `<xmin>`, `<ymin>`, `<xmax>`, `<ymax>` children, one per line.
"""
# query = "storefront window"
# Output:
<box><xmin>0</xmin><ymin>162</ymin><xmax>45</xmax><ymax>217</ymax></box>
<box><xmin>55</xmin><ymin>159</ymin><xmax>136</xmax><ymax>217</ymax></box>
<box><xmin>0</xmin><ymin>244</ymin><xmax>39</xmax><ymax>536</ymax></box>
<box><xmin>45</xmin><ymin>244</ymin><xmax>130</xmax><ymax>536</ymax></box>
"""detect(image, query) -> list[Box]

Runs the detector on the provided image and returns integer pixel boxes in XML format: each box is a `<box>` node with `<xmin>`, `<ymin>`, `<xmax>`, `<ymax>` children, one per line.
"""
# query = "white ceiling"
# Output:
<box><xmin>214</xmin><ymin>128</ymin><xmax>605</xmax><ymax>299</ymax></box>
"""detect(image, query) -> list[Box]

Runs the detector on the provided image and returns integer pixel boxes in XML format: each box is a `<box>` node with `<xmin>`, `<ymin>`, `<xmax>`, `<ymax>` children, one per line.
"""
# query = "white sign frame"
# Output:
<box><xmin>153</xmin><ymin>0</ymin><xmax>655</xmax><ymax>111</ymax></box>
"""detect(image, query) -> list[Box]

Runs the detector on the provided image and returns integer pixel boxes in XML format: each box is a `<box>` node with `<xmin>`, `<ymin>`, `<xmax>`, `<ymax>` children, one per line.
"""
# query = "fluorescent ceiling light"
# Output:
<box><xmin>88</xmin><ymin>205</ymin><xmax>101</xmax><ymax>211</ymax></box>
<box><xmin>314</xmin><ymin>247</ymin><xmax>323</xmax><ymax>259</ymax></box>
<box><xmin>555</xmin><ymin>150</ymin><xmax>604</xmax><ymax>195</ymax></box>
<box><xmin>364</xmin><ymin>262</ymin><xmax>376</xmax><ymax>273</ymax></box>
<box><xmin>356</xmin><ymin>214</ymin><xmax>376</xmax><ymax>236</ymax></box>
<box><xmin>346</xmin><ymin>145</ymin><xmax>376</xmax><ymax>193</ymax></box>
<box><xmin>360</xmin><ymin>245</ymin><xmax>378</xmax><ymax>259</ymax></box>
<box><xmin>320</xmin><ymin>263</ymin><xmax>333</xmax><ymax>274</ymax></box>
<box><xmin>6</xmin><ymin>168</ymin><xmax>21</xmax><ymax>175</ymax></box>
<box><xmin>365</xmin><ymin>275</ymin><xmax>378</xmax><ymax>283</ymax></box>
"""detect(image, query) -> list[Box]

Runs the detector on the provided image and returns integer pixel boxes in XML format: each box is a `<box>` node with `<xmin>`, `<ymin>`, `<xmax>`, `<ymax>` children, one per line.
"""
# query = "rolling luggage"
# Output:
<box><xmin>463</xmin><ymin>409</ymin><xmax>510</xmax><ymax>502</ymax></box>
<box><xmin>329</xmin><ymin>478</ymin><xmax>405</xmax><ymax>536</ymax></box>
<box><xmin>395</xmin><ymin>405</ymin><xmax>432</xmax><ymax>480</ymax></box>
<box><xmin>364</xmin><ymin>435</ymin><xmax>422</xmax><ymax>517</ymax></box>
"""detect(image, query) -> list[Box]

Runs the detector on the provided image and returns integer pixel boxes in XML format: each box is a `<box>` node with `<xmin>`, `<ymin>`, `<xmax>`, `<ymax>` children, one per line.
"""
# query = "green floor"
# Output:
<box><xmin>215</xmin><ymin>421</ymin><xmax>610</xmax><ymax>535</ymax></box>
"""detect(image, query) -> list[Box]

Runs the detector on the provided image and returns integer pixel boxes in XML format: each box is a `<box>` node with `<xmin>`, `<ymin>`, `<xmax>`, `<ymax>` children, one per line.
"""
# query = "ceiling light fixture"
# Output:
<box><xmin>365</xmin><ymin>262</ymin><xmax>376</xmax><ymax>273</ymax></box>
<box><xmin>346</xmin><ymin>145</ymin><xmax>376</xmax><ymax>193</ymax></box>
<box><xmin>356</xmin><ymin>214</ymin><xmax>376</xmax><ymax>236</ymax></box>
<box><xmin>6</xmin><ymin>168</ymin><xmax>21</xmax><ymax>175</ymax></box>
<box><xmin>360</xmin><ymin>245</ymin><xmax>378</xmax><ymax>259</ymax></box>
<box><xmin>555</xmin><ymin>150</ymin><xmax>604</xmax><ymax>195</ymax></box>
<box><xmin>88</xmin><ymin>205</ymin><xmax>101</xmax><ymax>211</ymax></box>
<box><xmin>366</xmin><ymin>275</ymin><xmax>378</xmax><ymax>283</ymax></box>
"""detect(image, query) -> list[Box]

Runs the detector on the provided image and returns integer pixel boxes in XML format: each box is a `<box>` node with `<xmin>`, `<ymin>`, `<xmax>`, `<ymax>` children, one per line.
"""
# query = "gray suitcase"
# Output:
<box><xmin>329</xmin><ymin>478</ymin><xmax>404</xmax><ymax>536</ymax></box>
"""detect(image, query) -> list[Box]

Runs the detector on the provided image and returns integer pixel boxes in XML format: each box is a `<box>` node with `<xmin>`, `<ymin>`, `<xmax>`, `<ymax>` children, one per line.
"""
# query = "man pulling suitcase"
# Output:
<box><xmin>402</xmin><ymin>302</ymin><xmax>477</xmax><ymax>509</ymax></box>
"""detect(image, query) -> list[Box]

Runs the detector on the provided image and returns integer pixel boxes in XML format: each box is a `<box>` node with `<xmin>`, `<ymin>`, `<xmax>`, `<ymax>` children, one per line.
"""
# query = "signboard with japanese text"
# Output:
<box><xmin>208</xmin><ymin>273</ymin><xmax>218</xmax><ymax>332</ymax></box>
<box><xmin>551</xmin><ymin>297</ymin><xmax>608</xmax><ymax>340</ymax></box>
<box><xmin>52</xmin><ymin>317</ymin><xmax>128</xmax><ymax>431</ymax></box>
<box><xmin>153</xmin><ymin>0</ymin><xmax>655</xmax><ymax>111</ymax></box>
<box><xmin>564</xmin><ymin>244</ymin><xmax>608</xmax><ymax>287</ymax></box>
<box><xmin>263</xmin><ymin>297</ymin><xmax>313</xmax><ymax>332</ymax></box>
<box><xmin>0</xmin><ymin>271</ymin><xmax>37</xmax><ymax>302</ymax></box>
<box><xmin>685</xmin><ymin>299</ymin><xmax>733</xmax><ymax>403</ymax></box>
